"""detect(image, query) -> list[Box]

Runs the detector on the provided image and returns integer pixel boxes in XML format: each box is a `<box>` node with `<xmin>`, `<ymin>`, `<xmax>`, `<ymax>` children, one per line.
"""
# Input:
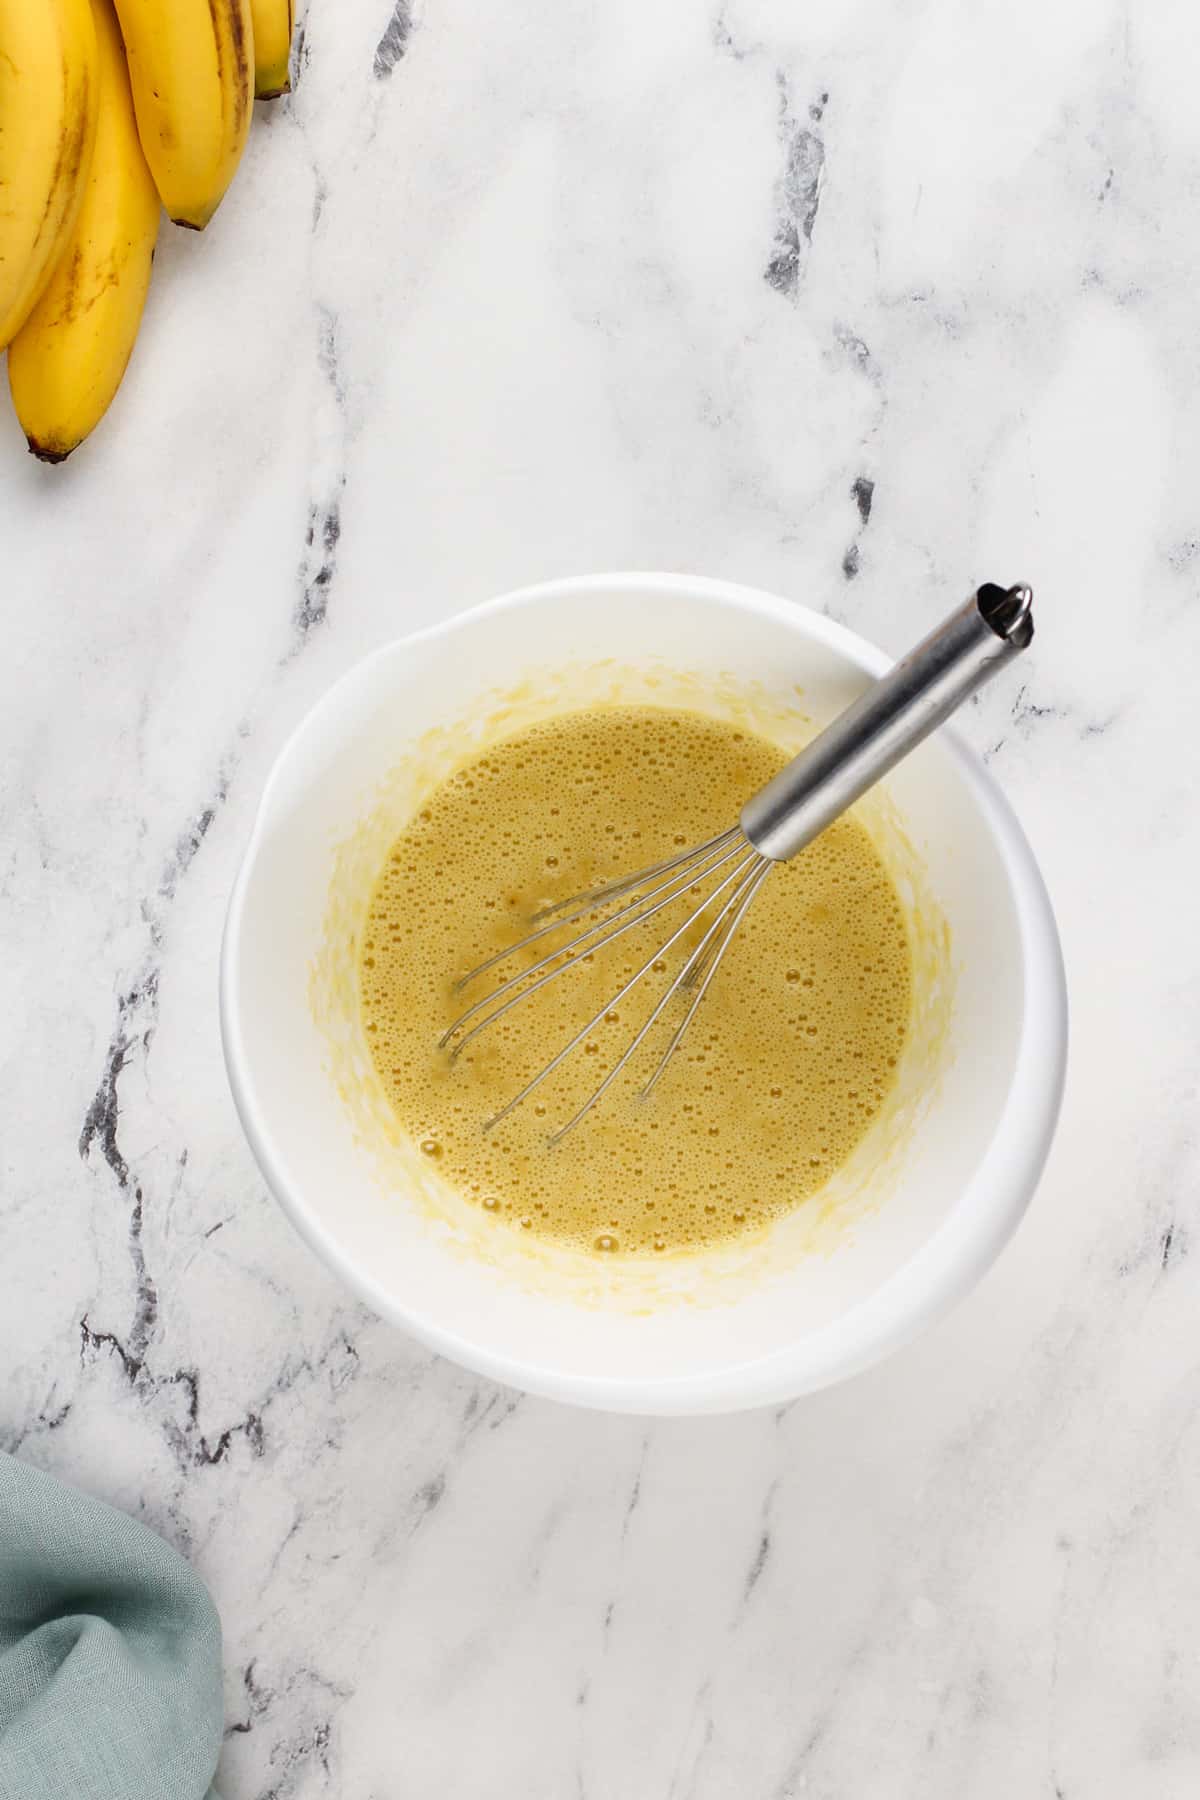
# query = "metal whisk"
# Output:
<box><xmin>441</xmin><ymin>582</ymin><xmax>1034</xmax><ymax>1139</ymax></box>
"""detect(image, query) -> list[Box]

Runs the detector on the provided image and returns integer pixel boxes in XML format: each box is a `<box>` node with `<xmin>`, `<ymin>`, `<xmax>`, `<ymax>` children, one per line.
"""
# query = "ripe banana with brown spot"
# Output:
<box><xmin>251</xmin><ymin>0</ymin><xmax>293</xmax><ymax>98</ymax></box>
<box><xmin>0</xmin><ymin>0</ymin><xmax>99</xmax><ymax>348</ymax></box>
<box><xmin>113</xmin><ymin>0</ymin><xmax>253</xmax><ymax>229</ymax></box>
<box><xmin>8</xmin><ymin>0</ymin><xmax>160</xmax><ymax>462</ymax></box>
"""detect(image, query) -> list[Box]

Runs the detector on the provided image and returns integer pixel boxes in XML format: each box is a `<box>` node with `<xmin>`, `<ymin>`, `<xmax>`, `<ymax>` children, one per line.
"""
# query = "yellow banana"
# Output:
<box><xmin>0</xmin><ymin>0</ymin><xmax>99</xmax><ymax>348</ymax></box>
<box><xmin>8</xmin><ymin>0</ymin><xmax>160</xmax><ymax>462</ymax></box>
<box><xmin>113</xmin><ymin>0</ymin><xmax>253</xmax><ymax>229</ymax></box>
<box><xmin>251</xmin><ymin>0</ymin><xmax>292</xmax><ymax>98</ymax></box>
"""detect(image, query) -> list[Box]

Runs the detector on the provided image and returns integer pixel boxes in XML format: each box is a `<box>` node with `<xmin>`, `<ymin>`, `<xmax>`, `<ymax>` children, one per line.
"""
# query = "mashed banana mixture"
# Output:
<box><xmin>358</xmin><ymin>706</ymin><xmax>911</xmax><ymax>1256</ymax></box>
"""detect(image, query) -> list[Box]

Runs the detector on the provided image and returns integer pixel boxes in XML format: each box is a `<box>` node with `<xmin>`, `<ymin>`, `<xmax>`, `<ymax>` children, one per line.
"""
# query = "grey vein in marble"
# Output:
<box><xmin>292</xmin><ymin>306</ymin><xmax>346</xmax><ymax>644</ymax></box>
<box><xmin>765</xmin><ymin>83</ymin><xmax>828</xmax><ymax>299</ymax></box>
<box><xmin>373</xmin><ymin>0</ymin><xmax>414</xmax><ymax>81</ymax></box>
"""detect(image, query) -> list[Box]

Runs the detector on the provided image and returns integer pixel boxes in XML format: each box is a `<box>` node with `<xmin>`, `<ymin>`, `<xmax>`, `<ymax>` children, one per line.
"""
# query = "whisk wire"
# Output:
<box><xmin>480</xmin><ymin>844</ymin><xmax>763</xmax><ymax>1133</ymax></box>
<box><xmin>440</xmin><ymin>834</ymin><xmax>751</xmax><ymax>1059</ymax></box>
<box><xmin>641</xmin><ymin>856</ymin><xmax>773</xmax><ymax>1101</ymax></box>
<box><xmin>453</xmin><ymin>825</ymin><xmax>741</xmax><ymax>995</ymax></box>
<box><xmin>527</xmin><ymin>825</ymin><xmax>741</xmax><ymax>924</ymax></box>
<box><xmin>548</xmin><ymin>853</ymin><xmax>771</xmax><ymax>1143</ymax></box>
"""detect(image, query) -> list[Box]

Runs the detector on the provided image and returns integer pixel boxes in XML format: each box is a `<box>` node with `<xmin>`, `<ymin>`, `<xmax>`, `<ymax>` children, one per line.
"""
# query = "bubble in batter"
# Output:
<box><xmin>358</xmin><ymin>706</ymin><xmax>912</xmax><ymax>1256</ymax></box>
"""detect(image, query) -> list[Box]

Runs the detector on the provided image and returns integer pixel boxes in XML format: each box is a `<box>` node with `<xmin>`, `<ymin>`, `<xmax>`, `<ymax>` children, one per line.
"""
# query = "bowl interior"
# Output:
<box><xmin>222</xmin><ymin>576</ymin><xmax>1057</xmax><ymax>1412</ymax></box>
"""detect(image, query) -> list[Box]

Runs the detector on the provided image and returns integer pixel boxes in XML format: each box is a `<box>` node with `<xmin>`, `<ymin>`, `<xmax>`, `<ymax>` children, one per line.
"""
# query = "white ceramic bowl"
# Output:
<box><xmin>221</xmin><ymin>573</ymin><xmax>1067</xmax><ymax>1414</ymax></box>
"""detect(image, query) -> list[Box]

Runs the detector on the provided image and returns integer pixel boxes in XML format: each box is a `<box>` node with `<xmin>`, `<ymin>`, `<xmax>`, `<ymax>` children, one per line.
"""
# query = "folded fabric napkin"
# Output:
<box><xmin>0</xmin><ymin>1452</ymin><xmax>222</xmax><ymax>1800</ymax></box>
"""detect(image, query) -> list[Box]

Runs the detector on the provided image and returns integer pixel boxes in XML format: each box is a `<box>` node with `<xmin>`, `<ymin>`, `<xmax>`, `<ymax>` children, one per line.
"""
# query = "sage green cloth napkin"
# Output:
<box><xmin>0</xmin><ymin>1452</ymin><xmax>222</xmax><ymax>1800</ymax></box>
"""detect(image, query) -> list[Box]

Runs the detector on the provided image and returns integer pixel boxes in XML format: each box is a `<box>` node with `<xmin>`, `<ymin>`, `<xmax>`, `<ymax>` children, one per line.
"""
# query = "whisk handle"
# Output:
<box><xmin>740</xmin><ymin>582</ymin><xmax>1034</xmax><ymax>862</ymax></box>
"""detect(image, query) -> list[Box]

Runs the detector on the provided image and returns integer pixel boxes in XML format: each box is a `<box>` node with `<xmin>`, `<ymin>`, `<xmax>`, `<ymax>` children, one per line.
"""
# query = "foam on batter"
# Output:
<box><xmin>358</xmin><ymin>706</ymin><xmax>911</xmax><ymax>1256</ymax></box>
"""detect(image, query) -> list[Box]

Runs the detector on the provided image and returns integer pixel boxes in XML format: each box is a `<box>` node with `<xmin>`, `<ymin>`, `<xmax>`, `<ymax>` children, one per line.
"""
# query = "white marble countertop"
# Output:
<box><xmin>3</xmin><ymin>0</ymin><xmax>1199</xmax><ymax>1793</ymax></box>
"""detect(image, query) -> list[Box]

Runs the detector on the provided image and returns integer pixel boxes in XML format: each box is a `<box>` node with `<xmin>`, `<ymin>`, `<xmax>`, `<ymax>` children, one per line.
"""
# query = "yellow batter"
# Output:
<box><xmin>358</xmin><ymin>706</ymin><xmax>911</xmax><ymax>1256</ymax></box>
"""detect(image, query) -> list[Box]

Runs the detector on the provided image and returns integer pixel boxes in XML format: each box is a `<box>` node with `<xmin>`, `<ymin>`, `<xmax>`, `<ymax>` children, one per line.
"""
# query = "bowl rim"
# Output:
<box><xmin>220</xmin><ymin>571</ymin><xmax>1068</xmax><ymax>1414</ymax></box>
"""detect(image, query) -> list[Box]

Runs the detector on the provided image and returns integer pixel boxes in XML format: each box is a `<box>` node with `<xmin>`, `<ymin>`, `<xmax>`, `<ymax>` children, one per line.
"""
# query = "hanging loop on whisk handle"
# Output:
<box><xmin>740</xmin><ymin>582</ymin><xmax>1034</xmax><ymax>863</ymax></box>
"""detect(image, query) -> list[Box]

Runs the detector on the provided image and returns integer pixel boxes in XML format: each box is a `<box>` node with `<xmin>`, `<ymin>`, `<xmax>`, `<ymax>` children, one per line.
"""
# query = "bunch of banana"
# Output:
<box><xmin>0</xmin><ymin>0</ymin><xmax>294</xmax><ymax>462</ymax></box>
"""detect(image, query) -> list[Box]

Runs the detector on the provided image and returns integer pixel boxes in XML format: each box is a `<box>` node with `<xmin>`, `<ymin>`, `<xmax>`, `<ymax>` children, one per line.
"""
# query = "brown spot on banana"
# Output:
<box><xmin>226</xmin><ymin>0</ymin><xmax>249</xmax><ymax>79</ymax></box>
<box><xmin>207</xmin><ymin>0</ymin><xmax>224</xmax><ymax>87</ymax></box>
<box><xmin>34</xmin><ymin>63</ymin><xmax>94</xmax><ymax>273</ymax></box>
<box><xmin>55</xmin><ymin>251</ymin><xmax>121</xmax><ymax>327</ymax></box>
<box><xmin>58</xmin><ymin>245</ymin><xmax>85</xmax><ymax>326</ymax></box>
<box><xmin>226</xmin><ymin>0</ymin><xmax>251</xmax><ymax>134</ymax></box>
<box><xmin>206</xmin><ymin>0</ymin><xmax>250</xmax><ymax>138</ymax></box>
<box><xmin>26</xmin><ymin>438</ymin><xmax>74</xmax><ymax>464</ymax></box>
